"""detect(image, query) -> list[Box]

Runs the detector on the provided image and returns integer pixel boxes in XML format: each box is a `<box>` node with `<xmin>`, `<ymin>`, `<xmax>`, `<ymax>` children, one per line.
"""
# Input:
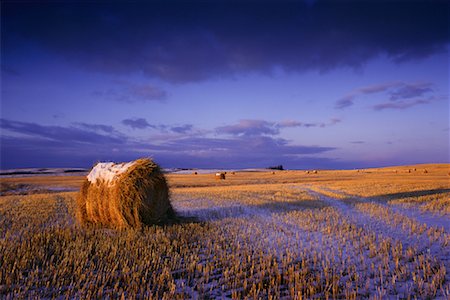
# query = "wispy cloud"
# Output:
<box><xmin>121</xmin><ymin>118</ymin><xmax>195</xmax><ymax>135</ymax></box>
<box><xmin>122</xmin><ymin>118</ymin><xmax>153</xmax><ymax>129</ymax></box>
<box><xmin>119</xmin><ymin>81</ymin><xmax>167</xmax><ymax>102</ymax></box>
<box><xmin>75</xmin><ymin>122</ymin><xmax>115</xmax><ymax>133</ymax></box>
<box><xmin>336</xmin><ymin>81</ymin><xmax>437</xmax><ymax>110</ymax></box>
<box><xmin>372</xmin><ymin>99</ymin><xmax>431</xmax><ymax>111</ymax></box>
<box><xmin>216</xmin><ymin>118</ymin><xmax>341</xmax><ymax>136</ymax></box>
<box><xmin>170</xmin><ymin>124</ymin><xmax>193</xmax><ymax>134</ymax></box>
<box><xmin>1</xmin><ymin>118</ymin><xmax>339</xmax><ymax>169</ymax></box>
<box><xmin>216</xmin><ymin>120</ymin><xmax>279</xmax><ymax>136</ymax></box>
<box><xmin>389</xmin><ymin>82</ymin><xmax>433</xmax><ymax>101</ymax></box>
<box><xmin>1</xmin><ymin>119</ymin><xmax>125</xmax><ymax>145</ymax></box>
<box><xmin>94</xmin><ymin>81</ymin><xmax>167</xmax><ymax>103</ymax></box>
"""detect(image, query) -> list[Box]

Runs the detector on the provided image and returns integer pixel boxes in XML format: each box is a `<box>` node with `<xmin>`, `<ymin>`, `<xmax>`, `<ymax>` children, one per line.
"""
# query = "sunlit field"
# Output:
<box><xmin>1</xmin><ymin>164</ymin><xmax>449</xmax><ymax>298</ymax></box>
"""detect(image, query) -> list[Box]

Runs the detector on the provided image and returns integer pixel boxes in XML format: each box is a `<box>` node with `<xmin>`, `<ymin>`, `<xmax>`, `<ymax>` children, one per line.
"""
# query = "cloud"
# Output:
<box><xmin>170</xmin><ymin>124</ymin><xmax>193</xmax><ymax>134</ymax></box>
<box><xmin>336</xmin><ymin>81</ymin><xmax>437</xmax><ymax>110</ymax></box>
<box><xmin>336</xmin><ymin>81</ymin><xmax>403</xmax><ymax>109</ymax></box>
<box><xmin>372</xmin><ymin>99</ymin><xmax>431</xmax><ymax>111</ymax></box>
<box><xmin>216</xmin><ymin>118</ymin><xmax>341</xmax><ymax>136</ymax></box>
<box><xmin>122</xmin><ymin>118</ymin><xmax>152</xmax><ymax>129</ymax></box>
<box><xmin>121</xmin><ymin>118</ymin><xmax>196</xmax><ymax>134</ymax></box>
<box><xmin>1</xmin><ymin>118</ymin><xmax>125</xmax><ymax>145</ymax></box>
<box><xmin>1</xmin><ymin>118</ymin><xmax>340</xmax><ymax>169</ymax></box>
<box><xmin>389</xmin><ymin>82</ymin><xmax>433</xmax><ymax>101</ymax></box>
<box><xmin>94</xmin><ymin>81</ymin><xmax>167</xmax><ymax>103</ymax></box>
<box><xmin>276</xmin><ymin>120</ymin><xmax>303</xmax><ymax>128</ymax></box>
<box><xmin>216</xmin><ymin>120</ymin><xmax>279</xmax><ymax>136</ymax></box>
<box><xmin>335</xmin><ymin>96</ymin><xmax>355</xmax><ymax>109</ymax></box>
<box><xmin>75</xmin><ymin>122</ymin><xmax>115</xmax><ymax>133</ymax></box>
<box><xmin>4</xmin><ymin>1</ymin><xmax>448</xmax><ymax>83</ymax></box>
<box><xmin>118</xmin><ymin>81</ymin><xmax>167</xmax><ymax>102</ymax></box>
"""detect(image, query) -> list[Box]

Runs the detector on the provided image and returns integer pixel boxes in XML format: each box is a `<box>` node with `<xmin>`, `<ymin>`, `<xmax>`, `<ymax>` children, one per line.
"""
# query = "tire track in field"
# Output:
<box><xmin>173</xmin><ymin>189</ymin><xmax>450</xmax><ymax>298</ymax></box>
<box><xmin>303</xmin><ymin>187</ymin><xmax>419</xmax><ymax>244</ymax></box>
<box><xmin>300</xmin><ymin>186</ymin><xmax>450</xmax><ymax>278</ymax></box>
<box><xmin>304</xmin><ymin>185</ymin><xmax>450</xmax><ymax>234</ymax></box>
<box><xmin>172</xmin><ymin>194</ymin><xmax>357</xmax><ymax>259</ymax></box>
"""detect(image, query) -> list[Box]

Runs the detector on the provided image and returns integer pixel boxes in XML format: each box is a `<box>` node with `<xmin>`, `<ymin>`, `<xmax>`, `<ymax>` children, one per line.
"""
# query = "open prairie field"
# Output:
<box><xmin>1</xmin><ymin>164</ymin><xmax>449</xmax><ymax>299</ymax></box>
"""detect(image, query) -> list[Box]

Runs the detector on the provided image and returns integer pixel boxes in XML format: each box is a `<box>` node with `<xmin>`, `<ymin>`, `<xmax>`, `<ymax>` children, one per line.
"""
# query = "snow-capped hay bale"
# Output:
<box><xmin>76</xmin><ymin>158</ymin><xmax>174</xmax><ymax>229</ymax></box>
<box><xmin>215</xmin><ymin>172</ymin><xmax>226</xmax><ymax>180</ymax></box>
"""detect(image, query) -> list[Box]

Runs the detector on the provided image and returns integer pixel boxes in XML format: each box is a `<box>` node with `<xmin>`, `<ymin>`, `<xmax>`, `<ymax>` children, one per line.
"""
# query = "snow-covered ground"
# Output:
<box><xmin>171</xmin><ymin>185</ymin><xmax>450</xmax><ymax>298</ymax></box>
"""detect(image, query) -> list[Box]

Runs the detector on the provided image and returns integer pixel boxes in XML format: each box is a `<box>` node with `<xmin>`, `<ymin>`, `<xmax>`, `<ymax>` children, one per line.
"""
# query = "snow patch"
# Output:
<box><xmin>87</xmin><ymin>161</ymin><xmax>136</xmax><ymax>184</ymax></box>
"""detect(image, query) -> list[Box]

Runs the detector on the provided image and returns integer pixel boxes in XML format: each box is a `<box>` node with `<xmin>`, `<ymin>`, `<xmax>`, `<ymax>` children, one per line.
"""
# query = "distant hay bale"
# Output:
<box><xmin>76</xmin><ymin>158</ymin><xmax>175</xmax><ymax>229</ymax></box>
<box><xmin>423</xmin><ymin>169</ymin><xmax>428</xmax><ymax>174</ymax></box>
<box><xmin>312</xmin><ymin>170</ymin><xmax>318</xmax><ymax>174</ymax></box>
<box><xmin>215</xmin><ymin>172</ymin><xmax>226</xmax><ymax>180</ymax></box>
<box><xmin>193</xmin><ymin>171</ymin><xmax>198</xmax><ymax>175</ymax></box>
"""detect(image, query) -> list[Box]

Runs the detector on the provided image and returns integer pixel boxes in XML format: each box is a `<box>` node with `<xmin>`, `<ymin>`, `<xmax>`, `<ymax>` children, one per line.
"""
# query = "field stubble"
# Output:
<box><xmin>0</xmin><ymin>163</ymin><xmax>449</xmax><ymax>298</ymax></box>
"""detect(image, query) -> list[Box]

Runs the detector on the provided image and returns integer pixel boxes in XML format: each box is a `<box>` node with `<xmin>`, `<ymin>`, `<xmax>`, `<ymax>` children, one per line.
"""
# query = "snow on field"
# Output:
<box><xmin>171</xmin><ymin>185</ymin><xmax>450</xmax><ymax>298</ymax></box>
<box><xmin>2</xmin><ymin>180</ymin><xmax>449</xmax><ymax>298</ymax></box>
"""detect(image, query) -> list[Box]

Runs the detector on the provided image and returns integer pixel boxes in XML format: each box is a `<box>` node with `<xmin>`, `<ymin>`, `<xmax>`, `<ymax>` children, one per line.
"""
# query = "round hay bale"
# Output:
<box><xmin>215</xmin><ymin>172</ymin><xmax>226</xmax><ymax>180</ymax></box>
<box><xmin>76</xmin><ymin>158</ymin><xmax>175</xmax><ymax>229</ymax></box>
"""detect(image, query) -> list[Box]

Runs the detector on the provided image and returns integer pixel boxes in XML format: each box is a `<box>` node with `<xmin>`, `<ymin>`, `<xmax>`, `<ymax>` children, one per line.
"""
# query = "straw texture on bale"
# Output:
<box><xmin>77</xmin><ymin>158</ymin><xmax>175</xmax><ymax>229</ymax></box>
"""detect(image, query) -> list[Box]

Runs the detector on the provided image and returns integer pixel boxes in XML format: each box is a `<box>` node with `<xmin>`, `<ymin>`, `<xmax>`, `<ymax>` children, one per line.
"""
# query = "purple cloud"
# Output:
<box><xmin>372</xmin><ymin>99</ymin><xmax>431</xmax><ymax>111</ymax></box>
<box><xmin>217</xmin><ymin>119</ymin><xmax>341</xmax><ymax>136</ymax></box>
<box><xmin>4</xmin><ymin>2</ymin><xmax>448</xmax><ymax>83</ymax></box>
<box><xmin>122</xmin><ymin>118</ymin><xmax>195</xmax><ymax>134</ymax></box>
<box><xmin>1</xmin><ymin>119</ymin><xmax>125</xmax><ymax>145</ymax></box>
<box><xmin>335</xmin><ymin>95</ymin><xmax>356</xmax><ymax>109</ymax></box>
<box><xmin>170</xmin><ymin>124</ymin><xmax>193</xmax><ymax>134</ymax></box>
<box><xmin>216</xmin><ymin>120</ymin><xmax>279</xmax><ymax>136</ymax></box>
<box><xmin>121</xmin><ymin>81</ymin><xmax>167</xmax><ymax>102</ymax></box>
<box><xmin>389</xmin><ymin>82</ymin><xmax>433</xmax><ymax>101</ymax></box>
<box><xmin>122</xmin><ymin>118</ymin><xmax>152</xmax><ymax>129</ymax></box>
<box><xmin>276</xmin><ymin>120</ymin><xmax>303</xmax><ymax>128</ymax></box>
<box><xmin>93</xmin><ymin>81</ymin><xmax>166</xmax><ymax>103</ymax></box>
<box><xmin>336</xmin><ymin>81</ymin><xmax>436</xmax><ymax>110</ymax></box>
<box><xmin>75</xmin><ymin>122</ymin><xmax>115</xmax><ymax>133</ymax></box>
<box><xmin>1</xmin><ymin>118</ymin><xmax>339</xmax><ymax>169</ymax></box>
<box><xmin>357</xmin><ymin>82</ymin><xmax>403</xmax><ymax>94</ymax></box>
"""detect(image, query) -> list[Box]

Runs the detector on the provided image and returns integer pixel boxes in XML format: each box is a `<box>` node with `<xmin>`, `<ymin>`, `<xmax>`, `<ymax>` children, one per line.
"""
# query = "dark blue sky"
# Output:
<box><xmin>1</xmin><ymin>0</ymin><xmax>449</xmax><ymax>169</ymax></box>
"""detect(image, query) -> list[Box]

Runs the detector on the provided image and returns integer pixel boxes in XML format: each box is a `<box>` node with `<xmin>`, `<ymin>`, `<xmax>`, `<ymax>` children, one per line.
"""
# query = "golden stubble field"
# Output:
<box><xmin>0</xmin><ymin>164</ymin><xmax>449</xmax><ymax>299</ymax></box>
